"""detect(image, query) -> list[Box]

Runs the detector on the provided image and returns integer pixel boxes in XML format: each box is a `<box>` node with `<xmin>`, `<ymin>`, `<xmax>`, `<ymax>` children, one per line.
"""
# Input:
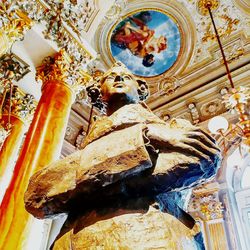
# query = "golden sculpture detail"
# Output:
<box><xmin>158</xmin><ymin>77</ymin><xmax>180</xmax><ymax>96</ymax></box>
<box><xmin>197</xmin><ymin>0</ymin><xmax>220</xmax><ymax>16</ymax></box>
<box><xmin>202</xmin><ymin>15</ymin><xmax>240</xmax><ymax>43</ymax></box>
<box><xmin>189</xmin><ymin>183</ymin><xmax>223</xmax><ymax>221</ymax></box>
<box><xmin>36</xmin><ymin>49</ymin><xmax>91</xmax><ymax>94</ymax></box>
<box><xmin>36</xmin><ymin>49</ymin><xmax>71</xmax><ymax>84</ymax></box>
<box><xmin>1</xmin><ymin>90</ymin><xmax>36</xmax><ymax>123</ymax></box>
<box><xmin>197</xmin><ymin>0</ymin><xmax>219</xmax><ymax>16</ymax></box>
<box><xmin>220</xmin><ymin>46</ymin><xmax>244</xmax><ymax>64</ymax></box>
<box><xmin>0</xmin><ymin>11</ymin><xmax>32</xmax><ymax>57</ymax></box>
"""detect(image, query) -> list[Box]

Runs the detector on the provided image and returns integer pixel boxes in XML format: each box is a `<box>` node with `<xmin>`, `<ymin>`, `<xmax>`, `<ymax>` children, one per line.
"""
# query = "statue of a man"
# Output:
<box><xmin>25</xmin><ymin>62</ymin><xmax>220</xmax><ymax>249</ymax></box>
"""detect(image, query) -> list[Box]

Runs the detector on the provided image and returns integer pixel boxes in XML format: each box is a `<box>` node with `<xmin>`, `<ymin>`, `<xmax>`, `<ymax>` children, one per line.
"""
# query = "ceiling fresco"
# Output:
<box><xmin>110</xmin><ymin>10</ymin><xmax>181</xmax><ymax>77</ymax></box>
<box><xmin>95</xmin><ymin>0</ymin><xmax>197</xmax><ymax>90</ymax></box>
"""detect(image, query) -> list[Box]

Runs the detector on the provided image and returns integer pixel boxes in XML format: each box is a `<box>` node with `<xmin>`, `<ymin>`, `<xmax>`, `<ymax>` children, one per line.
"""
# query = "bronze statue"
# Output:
<box><xmin>25</xmin><ymin>62</ymin><xmax>220</xmax><ymax>249</ymax></box>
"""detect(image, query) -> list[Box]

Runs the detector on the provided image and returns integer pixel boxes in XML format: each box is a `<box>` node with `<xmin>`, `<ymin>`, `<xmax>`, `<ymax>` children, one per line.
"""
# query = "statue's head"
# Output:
<box><xmin>87</xmin><ymin>62</ymin><xmax>149</xmax><ymax>111</ymax></box>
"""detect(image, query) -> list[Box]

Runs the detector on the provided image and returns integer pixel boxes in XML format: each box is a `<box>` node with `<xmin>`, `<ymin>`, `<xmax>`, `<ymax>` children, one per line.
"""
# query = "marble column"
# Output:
<box><xmin>0</xmin><ymin>91</ymin><xmax>36</xmax><ymax>202</ymax></box>
<box><xmin>0</xmin><ymin>50</ymin><xmax>86</xmax><ymax>250</ymax></box>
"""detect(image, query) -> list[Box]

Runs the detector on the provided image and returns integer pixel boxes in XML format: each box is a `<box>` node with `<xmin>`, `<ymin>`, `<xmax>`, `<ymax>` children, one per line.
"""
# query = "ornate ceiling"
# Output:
<box><xmin>0</xmin><ymin>0</ymin><xmax>249</xmax><ymax>155</ymax></box>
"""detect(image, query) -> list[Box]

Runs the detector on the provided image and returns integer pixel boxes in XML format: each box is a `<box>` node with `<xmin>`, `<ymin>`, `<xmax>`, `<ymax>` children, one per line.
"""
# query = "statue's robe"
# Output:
<box><xmin>25</xmin><ymin>103</ymin><xmax>220</xmax><ymax>249</ymax></box>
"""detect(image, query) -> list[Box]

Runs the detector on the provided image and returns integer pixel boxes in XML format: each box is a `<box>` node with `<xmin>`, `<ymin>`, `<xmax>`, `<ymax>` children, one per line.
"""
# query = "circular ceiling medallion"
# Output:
<box><xmin>109</xmin><ymin>10</ymin><xmax>181</xmax><ymax>77</ymax></box>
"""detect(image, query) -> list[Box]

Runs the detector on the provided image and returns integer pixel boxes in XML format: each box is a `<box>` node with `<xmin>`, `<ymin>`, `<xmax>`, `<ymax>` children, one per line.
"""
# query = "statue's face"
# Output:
<box><xmin>101</xmin><ymin>64</ymin><xmax>140</xmax><ymax>103</ymax></box>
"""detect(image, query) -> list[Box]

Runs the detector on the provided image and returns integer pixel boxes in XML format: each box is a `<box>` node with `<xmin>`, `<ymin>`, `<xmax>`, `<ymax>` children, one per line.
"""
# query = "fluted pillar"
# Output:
<box><xmin>0</xmin><ymin>92</ymin><xmax>36</xmax><ymax>202</ymax></box>
<box><xmin>0</xmin><ymin>50</ymin><xmax>87</xmax><ymax>250</ymax></box>
<box><xmin>208</xmin><ymin>221</ymin><xmax>228</xmax><ymax>250</ymax></box>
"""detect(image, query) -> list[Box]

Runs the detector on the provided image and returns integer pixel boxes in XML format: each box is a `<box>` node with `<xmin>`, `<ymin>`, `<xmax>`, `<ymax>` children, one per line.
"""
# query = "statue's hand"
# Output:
<box><xmin>146</xmin><ymin>119</ymin><xmax>221</xmax><ymax>170</ymax></box>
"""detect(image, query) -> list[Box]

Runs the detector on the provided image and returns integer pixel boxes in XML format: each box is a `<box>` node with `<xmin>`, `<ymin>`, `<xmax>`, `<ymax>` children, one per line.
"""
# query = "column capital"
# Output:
<box><xmin>1</xmin><ymin>87</ymin><xmax>37</xmax><ymax>124</ymax></box>
<box><xmin>36</xmin><ymin>49</ymin><xmax>92</xmax><ymax>95</ymax></box>
<box><xmin>188</xmin><ymin>182</ymin><xmax>223</xmax><ymax>221</ymax></box>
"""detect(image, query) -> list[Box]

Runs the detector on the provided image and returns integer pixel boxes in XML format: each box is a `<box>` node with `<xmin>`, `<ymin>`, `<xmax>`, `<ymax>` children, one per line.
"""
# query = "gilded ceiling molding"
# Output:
<box><xmin>219</xmin><ymin>42</ymin><xmax>244</xmax><ymax>64</ymax></box>
<box><xmin>185</xmin><ymin>0</ymin><xmax>249</xmax><ymax>68</ymax></box>
<box><xmin>152</xmin><ymin>63</ymin><xmax>250</xmax><ymax>126</ymax></box>
<box><xmin>197</xmin><ymin>0</ymin><xmax>220</xmax><ymax>16</ymax></box>
<box><xmin>75</xmin><ymin>130</ymin><xmax>87</xmax><ymax>149</ymax></box>
<box><xmin>158</xmin><ymin>77</ymin><xmax>180</xmax><ymax>96</ymax></box>
<box><xmin>233</xmin><ymin>0</ymin><xmax>250</xmax><ymax>15</ymax></box>
<box><xmin>200</xmin><ymin>100</ymin><xmax>225</xmax><ymax>119</ymax></box>
<box><xmin>154</xmin><ymin>110</ymin><xmax>171</xmax><ymax>122</ymax></box>
<box><xmin>201</xmin><ymin>15</ymin><xmax>240</xmax><ymax>43</ymax></box>
<box><xmin>188</xmin><ymin>103</ymin><xmax>200</xmax><ymax>124</ymax></box>
<box><xmin>36</xmin><ymin>49</ymin><xmax>92</xmax><ymax>95</ymax></box>
<box><xmin>104</xmin><ymin>0</ymin><xmax>127</xmax><ymax>20</ymax></box>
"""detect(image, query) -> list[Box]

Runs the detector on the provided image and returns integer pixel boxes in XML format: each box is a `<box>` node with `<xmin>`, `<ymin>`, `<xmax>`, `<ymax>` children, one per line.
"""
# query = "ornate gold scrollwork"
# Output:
<box><xmin>0</xmin><ymin>10</ymin><xmax>32</xmax><ymax>56</ymax></box>
<box><xmin>197</xmin><ymin>0</ymin><xmax>220</xmax><ymax>16</ymax></box>
<box><xmin>36</xmin><ymin>49</ymin><xmax>92</xmax><ymax>95</ymax></box>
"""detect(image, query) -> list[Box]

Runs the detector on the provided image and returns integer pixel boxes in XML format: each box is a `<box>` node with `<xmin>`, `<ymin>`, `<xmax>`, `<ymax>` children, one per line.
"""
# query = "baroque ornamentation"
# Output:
<box><xmin>154</xmin><ymin>111</ymin><xmax>171</xmax><ymax>123</ymax></box>
<box><xmin>188</xmin><ymin>103</ymin><xmax>200</xmax><ymax>124</ymax></box>
<box><xmin>202</xmin><ymin>15</ymin><xmax>240</xmax><ymax>43</ymax></box>
<box><xmin>220</xmin><ymin>44</ymin><xmax>244</xmax><ymax>64</ymax></box>
<box><xmin>189</xmin><ymin>186</ymin><xmax>223</xmax><ymax>221</ymax></box>
<box><xmin>0</xmin><ymin>5</ymin><xmax>32</xmax><ymax>56</ymax></box>
<box><xmin>41</xmin><ymin>0</ymin><xmax>95</xmax><ymax>33</ymax></box>
<box><xmin>22</xmin><ymin>0</ymin><xmax>95</xmax><ymax>65</ymax></box>
<box><xmin>65</xmin><ymin>126</ymin><xmax>78</xmax><ymax>144</ymax></box>
<box><xmin>197</xmin><ymin>0</ymin><xmax>220</xmax><ymax>16</ymax></box>
<box><xmin>162</xmin><ymin>114</ymin><xmax>171</xmax><ymax>122</ymax></box>
<box><xmin>179</xmin><ymin>0</ymin><xmax>247</xmax><ymax>66</ymax></box>
<box><xmin>36</xmin><ymin>49</ymin><xmax>92</xmax><ymax>95</ymax></box>
<box><xmin>220</xmin><ymin>86</ymin><xmax>229</xmax><ymax>98</ymax></box>
<box><xmin>199</xmin><ymin>196</ymin><xmax>223</xmax><ymax>220</ymax></box>
<box><xmin>105</xmin><ymin>0</ymin><xmax>127</xmax><ymax>20</ymax></box>
<box><xmin>0</xmin><ymin>53</ymin><xmax>30</xmax><ymax>83</ymax></box>
<box><xmin>222</xmin><ymin>86</ymin><xmax>250</xmax><ymax>111</ymax></box>
<box><xmin>75</xmin><ymin>129</ymin><xmax>87</xmax><ymax>149</ymax></box>
<box><xmin>200</xmin><ymin>100</ymin><xmax>224</xmax><ymax>117</ymax></box>
<box><xmin>0</xmin><ymin>0</ymin><xmax>96</xmax><ymax>65</ymax></box>
<box><xmin>158</xmin><ymin>77</ymin><xmax>180</xmax><ymax>96</ymax></box>
<box><xmin>1</xmin><ymin>87</ymin><xmax>36</xmax><ymax>123</ymax></box>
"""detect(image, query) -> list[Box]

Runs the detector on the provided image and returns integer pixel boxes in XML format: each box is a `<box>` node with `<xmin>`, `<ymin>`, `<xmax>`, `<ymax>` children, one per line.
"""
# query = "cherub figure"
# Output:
<box><xmin>25</xmin><ymin>62</ymin><xmax>220</xmax><ymax>249</ymax></box>
<box><xmin>112</xmin><ymin>16</ymin><xmax>167</xmax><ymax>67</ymax></box>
